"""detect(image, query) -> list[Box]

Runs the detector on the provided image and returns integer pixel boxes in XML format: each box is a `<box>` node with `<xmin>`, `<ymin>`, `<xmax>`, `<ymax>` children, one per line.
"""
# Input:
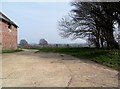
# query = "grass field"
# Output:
<box><xmin>36</xmin><ymin>47</ymin><xmax>120</xmax><ymax>70</ymax></box>
<box><xmin>1</xmin><ymin>49</ymin><xmax>23</xmax><ymax>53</ymax></box>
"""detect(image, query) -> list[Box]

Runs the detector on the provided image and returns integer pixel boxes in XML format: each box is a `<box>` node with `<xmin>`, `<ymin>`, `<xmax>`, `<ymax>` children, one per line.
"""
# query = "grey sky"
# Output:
<box><xmin>1</xmin><ymin>2</ymin><xmax>86</xmax><ymax>44</ymax></box>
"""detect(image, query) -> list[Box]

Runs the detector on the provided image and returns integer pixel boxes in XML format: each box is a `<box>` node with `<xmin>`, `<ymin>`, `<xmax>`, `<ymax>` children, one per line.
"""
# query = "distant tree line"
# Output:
<box><xmin>19</xmin><ymin>39</ymin><xmax>87</xmax><ymax>48</ymax></box>
<box><xmin>58</xmin><ymin>2</ymin><xmax>120</xmax><ymax>49</ymax></box>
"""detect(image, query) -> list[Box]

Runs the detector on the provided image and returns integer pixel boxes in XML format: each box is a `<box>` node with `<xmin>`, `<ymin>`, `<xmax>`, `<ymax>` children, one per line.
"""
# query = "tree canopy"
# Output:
<box><xmin>58</xmin><ymin>2</ymin><xmax>120</xmax><ymax>49</ymax></box>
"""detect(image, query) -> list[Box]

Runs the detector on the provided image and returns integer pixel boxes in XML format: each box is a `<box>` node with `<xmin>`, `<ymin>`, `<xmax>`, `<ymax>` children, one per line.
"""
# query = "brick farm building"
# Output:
<box><xmin>0</xmin><ymin>12</ymin><xmax>18</xmax><ymax>50</ymax></box>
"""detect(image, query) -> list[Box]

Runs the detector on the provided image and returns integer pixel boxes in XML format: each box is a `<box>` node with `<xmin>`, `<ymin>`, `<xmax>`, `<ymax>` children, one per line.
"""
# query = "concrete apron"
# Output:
<box><xmin>1</xmin><ymin>50</ymin><xmax>119</xmax><ymax>87</ymax></box>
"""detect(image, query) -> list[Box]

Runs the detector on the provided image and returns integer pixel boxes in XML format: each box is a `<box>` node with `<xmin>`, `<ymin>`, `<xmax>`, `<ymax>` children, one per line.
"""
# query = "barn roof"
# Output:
<box><xmin>0</xmin><ymin>12</ymin><xmax>18</xmax><ymax>28</ymax></box>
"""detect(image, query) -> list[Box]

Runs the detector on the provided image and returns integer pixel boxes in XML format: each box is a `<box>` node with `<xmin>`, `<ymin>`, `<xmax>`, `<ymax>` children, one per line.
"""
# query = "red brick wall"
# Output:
<box><xmin>0</xmin><ymin>21</ymin><xmax>2</xmax><ymax>49</ymax></box>
<box><xmin>0</xmin><ymin>21</ymin><xmax>18</xmax><ymax>50</ymax></box>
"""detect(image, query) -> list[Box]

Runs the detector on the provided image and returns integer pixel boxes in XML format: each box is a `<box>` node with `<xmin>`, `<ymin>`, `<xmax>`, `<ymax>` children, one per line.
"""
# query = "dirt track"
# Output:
<box><xmin>0</xmin><ymin>49</ymin><xmax>119</xmax><ymax>87</ymax></box>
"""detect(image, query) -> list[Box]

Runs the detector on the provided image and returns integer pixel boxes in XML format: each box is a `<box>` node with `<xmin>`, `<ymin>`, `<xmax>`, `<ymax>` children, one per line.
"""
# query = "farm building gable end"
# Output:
<box><xmin>0</xmin><ymin>12</ymin><xmax>18</xmax><ymax>50</ymax></box>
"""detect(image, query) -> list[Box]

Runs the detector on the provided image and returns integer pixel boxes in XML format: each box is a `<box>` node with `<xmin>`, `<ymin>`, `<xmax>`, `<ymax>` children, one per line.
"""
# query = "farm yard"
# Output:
<box><xmin>0</xmin><ymin>1</ymin><xmax>120</xmax><ymax>88</ymax></box>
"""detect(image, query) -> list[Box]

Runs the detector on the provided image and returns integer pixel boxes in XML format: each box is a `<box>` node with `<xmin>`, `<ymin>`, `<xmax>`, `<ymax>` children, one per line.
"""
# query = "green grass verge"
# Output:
<box><xmin>36</xmin><ymin>47</ymin><xmax>120</xmax><ymax>70</ymax></box>
<box><xmin>1</xmin><ymin>49</ymin><xmax>23</xmax><ymax>53</ymax></box>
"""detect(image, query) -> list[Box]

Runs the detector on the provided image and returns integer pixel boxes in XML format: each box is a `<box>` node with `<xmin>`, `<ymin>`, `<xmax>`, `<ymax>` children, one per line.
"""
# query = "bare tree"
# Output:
<box><xmin>19</xmin><ymin>39</ymin><xmax>29</xmax><ymax>48</ymax></box>
<box><xmin>39</xmin><ymin>39</ymin><xmax>48</xmax><ymax>46</ymax></box>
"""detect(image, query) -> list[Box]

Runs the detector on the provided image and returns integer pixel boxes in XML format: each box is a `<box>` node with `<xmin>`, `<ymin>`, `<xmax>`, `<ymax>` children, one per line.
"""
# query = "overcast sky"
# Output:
<box><xmin>0</xmin><ymin>1</ymin><xmax>87</xmax><ymax>44</ymax></box>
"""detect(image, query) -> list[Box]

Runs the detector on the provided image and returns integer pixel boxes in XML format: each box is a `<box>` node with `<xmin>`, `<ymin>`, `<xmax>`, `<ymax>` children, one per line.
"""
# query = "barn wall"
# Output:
<box><xmin>0</xmin><ymin>21</ymin><xmax>17</xmax><ymax>50</ymax></box>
